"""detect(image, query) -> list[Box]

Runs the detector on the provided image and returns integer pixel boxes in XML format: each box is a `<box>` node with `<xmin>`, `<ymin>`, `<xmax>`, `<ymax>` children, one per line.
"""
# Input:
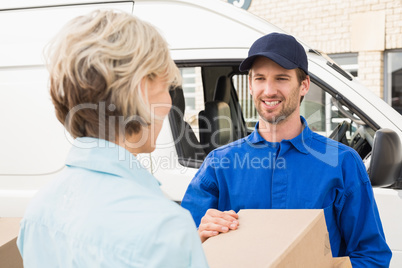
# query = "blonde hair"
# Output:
<box><xmin>47</xmin><ymin>10</ymin><xmax>181</xmax><ymax>140</ymax></box>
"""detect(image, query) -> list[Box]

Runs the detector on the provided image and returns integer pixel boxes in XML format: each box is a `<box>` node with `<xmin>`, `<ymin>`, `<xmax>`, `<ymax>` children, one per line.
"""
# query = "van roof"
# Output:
<box><xmin>0</xmin><ymin>0</ymin><xmax>309</xmax><ymax>63</ymax></box>
<box><xmin>132</xmin><ymin>0</ymin><xmax>291</xmax><ymax>61</ymax></box>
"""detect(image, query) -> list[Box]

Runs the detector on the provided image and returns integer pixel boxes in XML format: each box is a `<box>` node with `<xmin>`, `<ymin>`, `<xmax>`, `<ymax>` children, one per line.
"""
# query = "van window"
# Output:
<box><xmin>180</xmin><ymin>67</ymin><xmax>204</xmax><ymax>140</ymax></box>
<box><xmin>232</xmin><ymin>74</ymin><xmax>257</xmax><ymax>130</ymax></box>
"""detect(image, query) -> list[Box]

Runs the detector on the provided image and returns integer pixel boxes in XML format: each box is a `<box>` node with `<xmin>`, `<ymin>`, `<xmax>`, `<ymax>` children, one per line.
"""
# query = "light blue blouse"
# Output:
<box><xmin>18</xmin><ymin>137</ymin><xmax>208</xmax><ymax>268</ymax></box>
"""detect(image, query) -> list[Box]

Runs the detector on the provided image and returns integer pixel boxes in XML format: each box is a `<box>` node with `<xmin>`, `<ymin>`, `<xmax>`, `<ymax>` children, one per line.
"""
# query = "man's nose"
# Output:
<box><xmin>263</xmin><ymin>79</ymin><xmax>278</xmax><ymax>96</ymax></box>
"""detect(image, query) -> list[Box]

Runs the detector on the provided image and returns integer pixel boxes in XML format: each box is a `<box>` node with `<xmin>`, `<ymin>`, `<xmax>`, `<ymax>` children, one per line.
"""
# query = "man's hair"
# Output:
<box><xmin>295</xmin><ymin>68</ymin><xmax>307</xmax><ymax>85</ymax></box>
<box><xmin>47</xmin><ymin>10</ymin><xmax>181</xmax><ymax>140</ymax></box>
<box><xmin>295</xmin><ymin>68</ymin><xmax>308</xmax><ymax>103</ymax></box>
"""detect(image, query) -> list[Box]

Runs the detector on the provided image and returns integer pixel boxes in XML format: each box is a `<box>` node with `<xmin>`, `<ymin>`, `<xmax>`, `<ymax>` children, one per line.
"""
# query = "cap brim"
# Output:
<box><xmin>239</xmin><ymin>52</ymin><xmax>299</xmax><ymax>72</ymax></box>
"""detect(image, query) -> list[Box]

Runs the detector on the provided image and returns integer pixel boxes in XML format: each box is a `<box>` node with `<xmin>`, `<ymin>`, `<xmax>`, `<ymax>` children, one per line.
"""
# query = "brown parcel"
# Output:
<box><xmin>0</xmin><ymin>218</ymin><xmax>23</xmax><ymax>268</ymax></box>
<box><xmin>202</xmin><ymin>209</ymin><xmax>352</xmax><ymax>268</ymax></box>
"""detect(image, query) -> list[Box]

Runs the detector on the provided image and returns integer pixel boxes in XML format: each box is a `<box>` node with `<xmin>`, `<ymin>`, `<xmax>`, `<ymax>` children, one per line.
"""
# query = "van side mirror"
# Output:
<box><xmin>367</xmin><ymin>128</ymin><xmax>402</xmax><ymax>187</ymax></box>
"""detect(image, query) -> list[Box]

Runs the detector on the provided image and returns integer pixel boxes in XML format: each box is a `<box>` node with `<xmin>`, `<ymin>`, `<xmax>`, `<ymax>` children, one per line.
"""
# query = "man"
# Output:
<box><xmin>182</xmin><ymin>32</ymin><xmax>391</xmax><ymax>267</ymax></box>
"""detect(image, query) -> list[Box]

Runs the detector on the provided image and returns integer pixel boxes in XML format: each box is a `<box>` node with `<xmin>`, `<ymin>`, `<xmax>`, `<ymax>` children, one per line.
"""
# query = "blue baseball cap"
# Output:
<box><xmin>239</xmin><ymin>32</ymin><xmax>308</xmax><ymax>75</ymax></box>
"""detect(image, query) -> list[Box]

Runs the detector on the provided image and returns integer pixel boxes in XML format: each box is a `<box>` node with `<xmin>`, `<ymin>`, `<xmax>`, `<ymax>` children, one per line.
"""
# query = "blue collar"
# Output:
<box><xmin>66</xmin><ymin>137</ymin><xmax>161</xmax><ymax>187</ymax></box>
<box><xmin>245</xmin><ymin>116</ymin><xmax>313</xmax><ymax>154</ymax></box>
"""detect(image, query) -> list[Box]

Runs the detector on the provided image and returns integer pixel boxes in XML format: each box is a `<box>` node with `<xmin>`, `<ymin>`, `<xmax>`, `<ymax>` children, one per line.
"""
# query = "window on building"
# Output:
<box><xmin>385</xmin><ymin>50</ymin><xmax>402</xmax><ymax>114</ymax></box>
<box><xmin>328</xmin><ymin>53</ymin><xmax>358</xmax><ymax>78</ymax></box>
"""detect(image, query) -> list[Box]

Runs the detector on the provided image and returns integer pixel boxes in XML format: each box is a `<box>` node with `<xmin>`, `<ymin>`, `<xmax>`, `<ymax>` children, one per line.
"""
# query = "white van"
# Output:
<box><xmin>1</xmin><ymin>0</ymin><xmax>402</xmax><ymax>266</ymax></box>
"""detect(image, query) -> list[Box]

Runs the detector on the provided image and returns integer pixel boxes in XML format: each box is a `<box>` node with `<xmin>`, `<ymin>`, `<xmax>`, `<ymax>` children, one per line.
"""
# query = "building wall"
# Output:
<box><xmin>247</xmin><ymin>0</ymin><xmax>402</xmax><ymax>98</ymax></box>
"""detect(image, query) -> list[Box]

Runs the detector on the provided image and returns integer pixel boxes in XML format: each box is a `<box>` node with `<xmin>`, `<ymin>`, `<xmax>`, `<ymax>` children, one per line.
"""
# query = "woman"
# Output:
<box><xmin>17</xmin><ymin>10</ymin><xmax>208</xmax><ymax>268</ymax></box>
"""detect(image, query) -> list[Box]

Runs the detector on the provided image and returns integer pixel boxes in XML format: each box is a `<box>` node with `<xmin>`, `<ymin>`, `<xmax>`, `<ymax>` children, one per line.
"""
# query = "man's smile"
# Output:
<box><xmin>262</xmin><ymin>99</ymin><xmax>282</xmax><ymax>109</ymax></box>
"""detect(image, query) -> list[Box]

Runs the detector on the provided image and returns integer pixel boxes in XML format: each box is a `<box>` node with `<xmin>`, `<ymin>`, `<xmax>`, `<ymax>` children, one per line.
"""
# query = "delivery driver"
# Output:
<box><xmin>182</xmin><ymin>32</ymin><xmax>392</xmax><ymax>267</ymax></box>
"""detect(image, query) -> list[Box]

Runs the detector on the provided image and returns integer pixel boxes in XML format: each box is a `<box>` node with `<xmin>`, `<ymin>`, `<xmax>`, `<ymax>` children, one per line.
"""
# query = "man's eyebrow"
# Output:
<box><xmin>276</xmin><ymin>73</ymin><xmax>292</xmax><ymax>78</ymax></box>
<box><xmin>252</xmin><ymin>73</ymin><xmax>292</xmax><ymax>78</ymax></box>
<box><xmin>253</xmin><ymin>73</ymin><xmax>265</xmax><ymax>77</ymax></box>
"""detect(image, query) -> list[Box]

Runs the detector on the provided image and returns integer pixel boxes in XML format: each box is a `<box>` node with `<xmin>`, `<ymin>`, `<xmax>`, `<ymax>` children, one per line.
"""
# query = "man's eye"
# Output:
<box><xmin>278</xmin><ymin>77</ymin><xmax>288</xmax><ymax>81</ymax></box>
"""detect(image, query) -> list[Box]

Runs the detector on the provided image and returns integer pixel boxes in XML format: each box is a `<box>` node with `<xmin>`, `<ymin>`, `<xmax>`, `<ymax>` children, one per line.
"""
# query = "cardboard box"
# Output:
<box><xmin>0</xmin><ymin>218</ymin><xmax>23</xmax><ymax>268</ymax></box>
<box><xmin>202</xmin><ymin>209</ymin><xmax>351</xmax><ymax>268</ymax></box>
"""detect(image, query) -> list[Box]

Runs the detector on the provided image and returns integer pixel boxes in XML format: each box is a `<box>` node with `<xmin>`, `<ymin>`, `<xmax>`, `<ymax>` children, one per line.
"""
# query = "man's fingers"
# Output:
<box><xmin>201</xmin><ymin>230</ymin><xmax>219</xmax><ymax>237</ymax></box>
<box><xmin>205</xmin><ymin>209</ymin><xmax>239</xmax><ymax>223</ymax></box>
<box><xmin>198</xmin><ymin>229</ymin><xmax>219</xmax><ymax>243</ymax></box>
<box><xmin>198</xmin><ymin>222</ymin><xmax>230</xmax><ymax>243</ymax></box>
<box><xmin>207</xmin><ymin>216</ymin><xmax>238</xmax><ymax>230</ymax></box>
<box><xmin>200</xmin><ymin>222</ymin><xmax>230</xmax><ymax>233</ymax></box>
<box><xmin>201</xmin><ymin>209</ymin><xmax>239</xmax><ymax>230</ymax></box>
<box><xmin>224</xmin><ymin>210</ymin><xmax>239</xmax><ymax>219</ymax></box>
<box><xmin>198</xmin><ymin>209</ymin><xmax>240</xmax><ymax>243</ymax></box>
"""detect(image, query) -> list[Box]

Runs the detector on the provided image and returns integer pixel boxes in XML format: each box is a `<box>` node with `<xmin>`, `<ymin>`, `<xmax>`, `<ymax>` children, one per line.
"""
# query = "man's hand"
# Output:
<box><xmin>198</xmin><ymin>209</ymin><xmax>239</xmax><ymax>243</ymax></box>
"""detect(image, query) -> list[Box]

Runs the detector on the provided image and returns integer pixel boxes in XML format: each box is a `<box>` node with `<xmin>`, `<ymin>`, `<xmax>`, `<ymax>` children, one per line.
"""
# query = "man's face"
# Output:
<box><xmin>249</xmin><ymin>57</ymin><xmax>309</xmax><ymax>124</ymax></box>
